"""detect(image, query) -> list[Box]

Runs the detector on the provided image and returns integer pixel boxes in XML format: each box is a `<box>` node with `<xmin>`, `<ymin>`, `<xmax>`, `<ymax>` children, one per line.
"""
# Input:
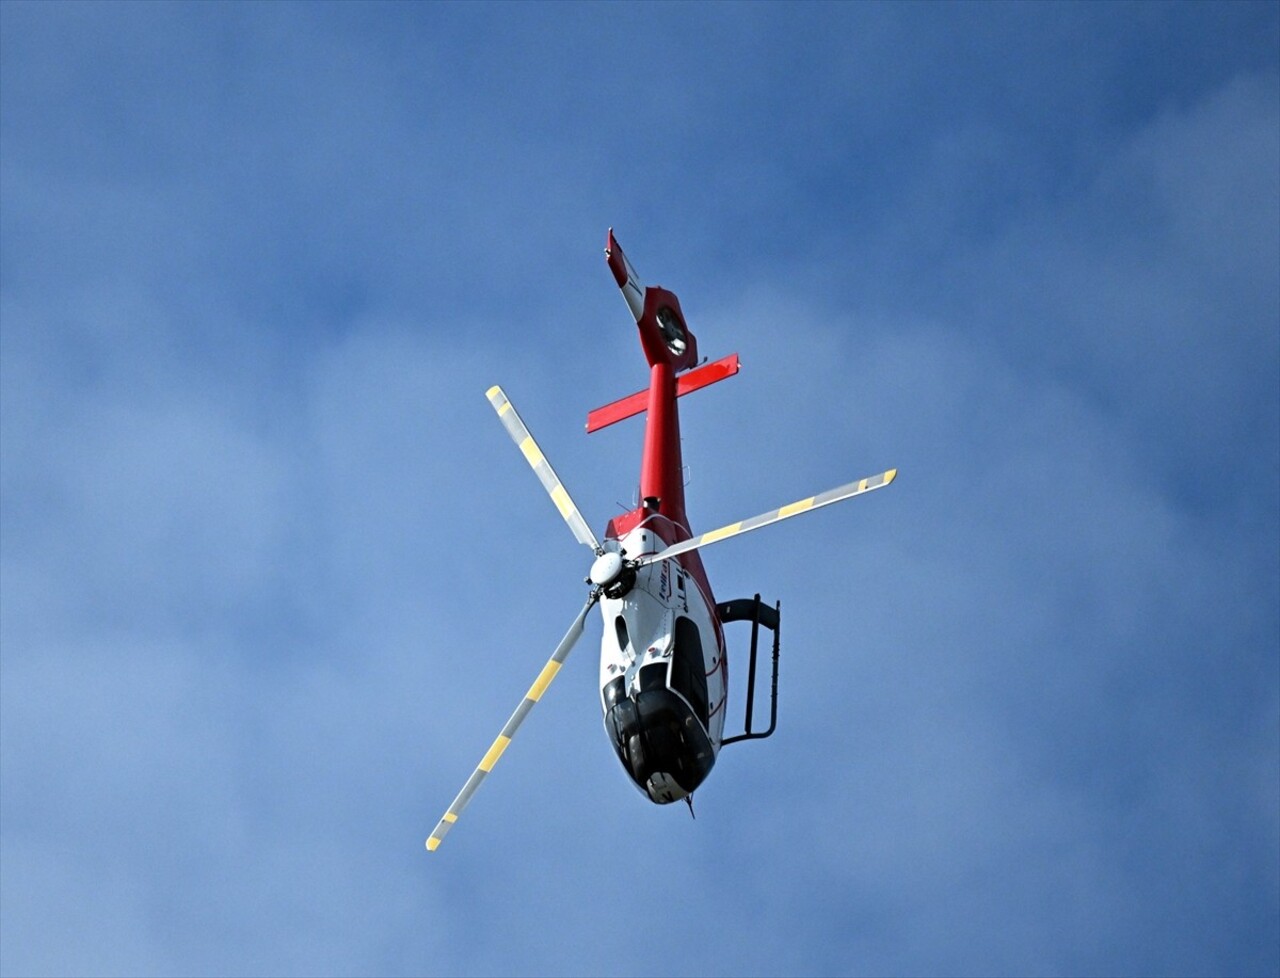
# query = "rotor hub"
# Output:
<box><xmin>589</xmin><ymin>551</ymin><xmax>636</xmax><ymax>598</ymax></box>
<box><xmin>589</xmin><ymin>552</ymin><xmax>625</xmax><ymax>587</ymax></box>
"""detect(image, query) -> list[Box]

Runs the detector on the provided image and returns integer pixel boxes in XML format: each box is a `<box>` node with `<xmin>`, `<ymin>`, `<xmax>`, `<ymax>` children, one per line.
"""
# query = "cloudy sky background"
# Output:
<box><xmin>2</xmin><ymin>3</ymin><xmax>1277</xmax><ymax>976</ymax></box>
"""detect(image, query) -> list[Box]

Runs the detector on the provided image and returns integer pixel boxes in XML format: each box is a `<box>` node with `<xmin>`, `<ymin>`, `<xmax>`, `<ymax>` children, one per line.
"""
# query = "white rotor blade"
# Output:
<box><xmin>634</xmin><ymin>468</ymin><xmax>897</xmax><ymax>568</ymax></box>
<box><xmin>486</xmin><ymin>385</ymin><xmax>601</xmax><ymax>552</ymax></box>
<box><xmin>426</xmin><ymin>592</ymin><xmax>598</xmax><ymax>852</ymax></box>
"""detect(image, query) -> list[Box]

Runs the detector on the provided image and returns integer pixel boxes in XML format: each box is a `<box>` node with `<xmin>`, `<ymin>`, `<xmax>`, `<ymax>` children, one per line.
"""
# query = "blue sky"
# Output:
<box><xmin>2</xmin><ymin>3</ymin><xmax>1277</xmax><ymax>976</ymax></box>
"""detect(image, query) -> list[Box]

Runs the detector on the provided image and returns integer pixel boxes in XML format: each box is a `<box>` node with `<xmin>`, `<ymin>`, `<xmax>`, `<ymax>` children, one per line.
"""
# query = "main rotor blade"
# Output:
<box><xmin>486</xmin><ymin>385</ymin><xmax>601</xmax><ymax>552</ymax></box>
<box><xmin>426</xmin><ymin>591</ymin><xmax>599</xmax><ymax>852</ymax></box>
<box><xmin>634</xmin><ymin>468</ymin><xmax>898</xmax><ymax>568</ymax></box>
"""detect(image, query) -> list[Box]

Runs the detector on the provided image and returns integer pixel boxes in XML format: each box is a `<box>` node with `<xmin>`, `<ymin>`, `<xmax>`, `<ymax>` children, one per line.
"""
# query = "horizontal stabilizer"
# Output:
<box><xmin>586</xmin><ymin>353</ymin><xmax>740</xmax><ymax>433</ymax></box>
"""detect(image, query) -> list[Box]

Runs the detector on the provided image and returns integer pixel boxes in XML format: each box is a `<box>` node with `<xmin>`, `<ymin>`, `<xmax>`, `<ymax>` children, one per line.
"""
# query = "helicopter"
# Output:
<box><xmin>426</xmin><ymin>230</ymin><xmax>896</xmax><ymax>851</ymax></box>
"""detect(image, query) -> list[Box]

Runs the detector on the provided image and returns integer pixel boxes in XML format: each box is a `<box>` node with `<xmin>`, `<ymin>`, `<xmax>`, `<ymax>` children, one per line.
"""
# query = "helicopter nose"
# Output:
<box><xmin>603</xmin><ymin>685</ymin><xmax>715</xmax><ymax>803</ymax></box>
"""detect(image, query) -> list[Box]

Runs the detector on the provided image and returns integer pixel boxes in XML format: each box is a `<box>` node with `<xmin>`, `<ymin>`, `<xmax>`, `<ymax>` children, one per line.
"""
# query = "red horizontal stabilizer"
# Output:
<box><xmin>586</xmin><ymin>353</ymin><xmax>740</xmax><ymax>433</ymax></box>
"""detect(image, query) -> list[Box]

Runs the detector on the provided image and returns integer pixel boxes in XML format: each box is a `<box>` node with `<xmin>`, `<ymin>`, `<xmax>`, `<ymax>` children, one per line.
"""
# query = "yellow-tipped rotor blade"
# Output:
<box><xmin>635</xmin><ymin>468</ymin><xmax>898</xmax><ymax>567</ymax></box>
<box><xmin>486</xmin><ymin>385</ymin><xmax>600</xmax><ymax>552</ymax></box>
<box><xmin>426</xmin><ymin>593</ymin><xmax>598</xmax><ymax>853</ymax></box>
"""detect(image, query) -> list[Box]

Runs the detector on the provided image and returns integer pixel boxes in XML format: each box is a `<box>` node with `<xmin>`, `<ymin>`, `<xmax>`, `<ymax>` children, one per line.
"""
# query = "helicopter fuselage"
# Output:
<box><xmin>597</xmin><ymin>513</ymin><xmax>728</xmax><ymax>803</ymax></box>
<box><xmin>591</xmin><ymin>231</ymin><xmax>731</xmax><ymax>804</ymax></box>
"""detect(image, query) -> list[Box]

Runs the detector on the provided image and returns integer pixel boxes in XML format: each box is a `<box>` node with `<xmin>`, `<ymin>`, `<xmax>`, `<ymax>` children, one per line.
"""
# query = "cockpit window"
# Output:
<box><xmin>670</xmin><ymin>616</ymin><xmax>709</xmax><ymax>727</ymax></box>
<box><xmin>638</xmin><ymin>662</ymin><xmax>667</xmax><ymax>694</ymax></box>
<box><xmin>603</xmin><ymin>676</ymin><xmax>626</xmax><ymax>709</ymax></box>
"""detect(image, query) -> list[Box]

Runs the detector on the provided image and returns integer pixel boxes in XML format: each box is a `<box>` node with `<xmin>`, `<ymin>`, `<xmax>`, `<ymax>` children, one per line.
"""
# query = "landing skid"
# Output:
<box><xmin>718</xmin><ymin>594</ymin><xmax>781</xmax><ymax>746</ymax></box>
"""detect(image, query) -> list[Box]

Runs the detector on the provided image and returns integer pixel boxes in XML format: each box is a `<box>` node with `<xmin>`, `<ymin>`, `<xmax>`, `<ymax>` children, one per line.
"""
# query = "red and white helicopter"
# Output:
<box><xmin>427</xmin><ymin>230</ymin><xmax>896</xmax><ymax>851</ymax></box>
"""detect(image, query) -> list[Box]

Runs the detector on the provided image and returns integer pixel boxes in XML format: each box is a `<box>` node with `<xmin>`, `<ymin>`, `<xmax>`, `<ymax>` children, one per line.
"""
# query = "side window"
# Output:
<box><xmin>670</xmin><ymin>616</ymin><xmax>709</xmax><ymax>726</ymax></box>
